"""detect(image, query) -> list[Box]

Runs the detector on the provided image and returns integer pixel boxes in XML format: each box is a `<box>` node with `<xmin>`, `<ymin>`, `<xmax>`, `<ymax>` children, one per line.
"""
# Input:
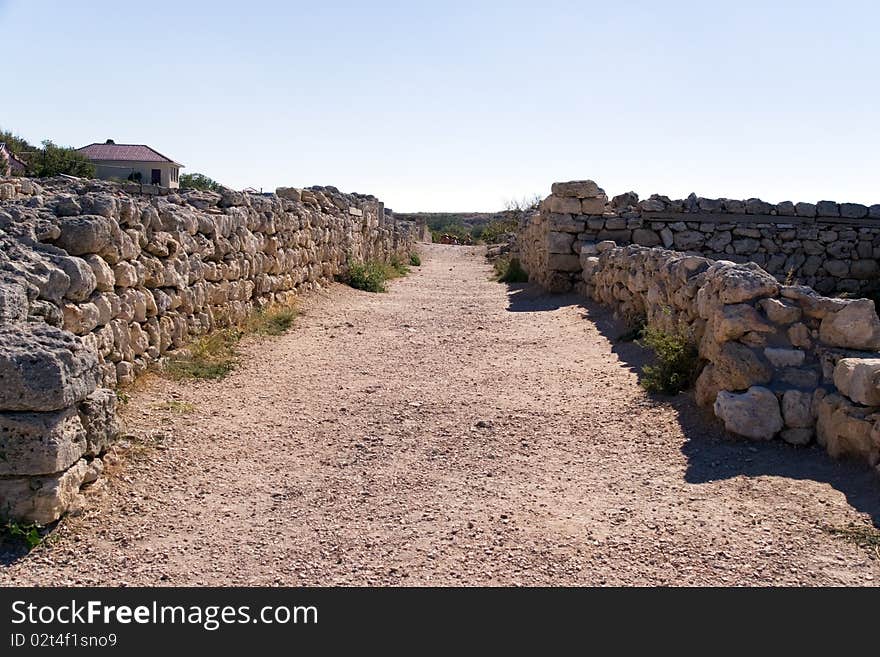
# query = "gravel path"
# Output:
<box><xmin>2</xmin><ymin>244</ymin><xmax>878</xmax><ymax>586</ymax></box>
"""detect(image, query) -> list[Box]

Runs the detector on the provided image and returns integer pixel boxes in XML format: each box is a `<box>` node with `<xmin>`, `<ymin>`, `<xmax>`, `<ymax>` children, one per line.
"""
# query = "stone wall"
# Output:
<box><xmin>0</xmin><ymin>176</ymin><xmax>416</xmax><ymax>523</ymax></box>
<box><xmin>519</xmin><ymin>180</ymin><xmax>880</xmax><ymax>296</ymax></box>
<box><xmin>516</xmin><ymin>180</ymin><xmax>880</xmax><ymax>477</ymax></box>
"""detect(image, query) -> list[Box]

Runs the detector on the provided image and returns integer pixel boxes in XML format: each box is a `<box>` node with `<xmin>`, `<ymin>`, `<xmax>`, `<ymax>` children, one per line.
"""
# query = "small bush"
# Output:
<box><xmin>165</xmin><ymin>329</ymin><xmax>241</xmax><ymax>380</ymax></box>
<box><xmin>347</xmin><ymin>261</ymin><xmax>389</xmax><ymax>292</ymax></box>
<box><xmin>494</xmin><ymin>257</ymin><xmax>528</xmax><ymax>283</ymax></box>
<box><xmin>247</xmin><ymin>306</ymin><xmax>297</xmax><ymax>336</ymax></box>
<box><xmin>3</xmin><ymin>521</ymin><xmax>42</xmax><ymax>550</ymax></box>
<box><xmin>410</xmin><ymin>253</ymin><xmax>421</xmax><ymax>266</ymax></box>
<box><xmin>346</xmin><ymin>259</ymin><xmax>409</xmax><ymax>293</ymax></box>
<box><xmin>638</xmin><ymin>326</ymin><xmax>699</xmax><ymax>395</ymax></box>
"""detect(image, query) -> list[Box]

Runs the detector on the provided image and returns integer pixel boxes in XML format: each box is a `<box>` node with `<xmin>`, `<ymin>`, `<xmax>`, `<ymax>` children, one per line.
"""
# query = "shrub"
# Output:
<box><xmin>494</xmin><ymin>257</ymin><xmax>528</xmax><ymax>283</ymax></box>
<box><xmin>638</xmin><ymin>326</ymin><xmax>699</xmax><ymax>395</ymax></box>
<box><xmin>26</xmin><ymin>140</ymin><xmax>95</xmax><ymax>178</ymax></box>
<box><xmin>180</xmin><ymin>172</ymin><xmax>222</xmax><ymax>191</ymax></box>
<box><xmin>347</xmin><ymin>261</ymin><xmax>389</xmax><ymax>292</ymax></box>
<box><xmin>346</xmin><ymin>259</ymin><xmax>409</xmax><ymax>293</ymax></box>
<box><xmin>165</xmin><ymin>328</ymin><xmax>241</xmax><ymax>380</ymax></box>
<box><xmin>247</xmin><ymin>306</ymin><xmax>297</xmax><ymax>336</ymax></box>
<box><xmin>409</xmin><ymin>252</ymin><xmax>421</xmax><ymax>266</ymax></box>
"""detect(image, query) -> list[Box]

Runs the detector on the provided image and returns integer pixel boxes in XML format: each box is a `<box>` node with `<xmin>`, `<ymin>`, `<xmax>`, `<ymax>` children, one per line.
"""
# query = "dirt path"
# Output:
<box><xmin>2</xmin><ymin>244</ymin><xmax>879</xmax><ymax>586</ymax></box>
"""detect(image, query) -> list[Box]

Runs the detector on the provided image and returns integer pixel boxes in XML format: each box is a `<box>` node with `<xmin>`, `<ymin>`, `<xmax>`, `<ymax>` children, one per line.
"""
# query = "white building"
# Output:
<box><xmin>77</xmin><ymin>140</ymin><xmax>183</xmax><ymax>188</ymax></box>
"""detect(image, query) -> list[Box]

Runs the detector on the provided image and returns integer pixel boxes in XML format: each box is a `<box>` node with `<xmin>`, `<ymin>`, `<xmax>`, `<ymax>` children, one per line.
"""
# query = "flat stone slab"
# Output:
<box><xmin>0</xmin><ymin>324</ymin><xmax>99</xmax><ymax>412</ymax></box>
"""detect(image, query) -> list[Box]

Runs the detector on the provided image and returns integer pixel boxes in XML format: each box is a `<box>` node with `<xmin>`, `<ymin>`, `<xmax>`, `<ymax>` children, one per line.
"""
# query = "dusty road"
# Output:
<box><xmin>2</xmin><ymin>244</ymin><xmax>878</xmax><ymax>585</ymax></box>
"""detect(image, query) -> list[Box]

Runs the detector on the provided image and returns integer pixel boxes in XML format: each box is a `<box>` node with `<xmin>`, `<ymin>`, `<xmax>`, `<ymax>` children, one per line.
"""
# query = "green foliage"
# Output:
<box><xmin>3</xmin><ymin>521</ymin><xmax>42</xmax><ymax>550</ymax></box>
<box><xmin>247</xmin><ymin>306</ymin><xmax>297</xmax><ymax>336</ymax></box>
<box><xmin>479</xmin><ymin>219</ymin><xmax>518</xmax><ymax>244</ymax></box>
<box><xmin>494</xmin><ymin>256</ymin><xmax>528</xmax><ymax>283</ymax></box>
<box><xmin>0</xmin><ymin>128</ymin><xmax>34</xmax><ymax>156</ymax></box>
<box><xmin>431</xmin><ymin>223</ymin><xmax>472</xmax><ymax>244</ymax></box>
<box><xmin>346</xmin><ymin>261</ymin><xmax>389</xmax><ymax>292</ymax></box>
<box><xmin>615</xmin><ymin>318</ymin><xmax>647</xmax><ymax>343</ymax></box>
<box><xmin>409</xmin><ymin>252</ymin><xmax>421</xmax><ymax>266</ymax></box>
<box><xmin>180</xmin><ymin>172</ymin><xmax>223</xmax><ymax>192</ymax></box>
<box><xmin>638</xmin><ymin>326</ymin><xmax>699</xmax><ymax>395</ymax></box>
<box><xmin>165</xmin><ymin>329</ymin><xmax>241</xmax><ymax>380</ymax></box>
<box><xmin>26</xmin><ymin>140</ymin><xmax>95</xmax><ymax>178</ymax></box>
<box><xmin>345</xmin><ymin>259</ymin><xmax>409</xmax><ymax>293</ymax></box>
<box><xmin>824</xmin><ymin>523</ymin><xmax>880</xmax><ymax>551</ymax></box>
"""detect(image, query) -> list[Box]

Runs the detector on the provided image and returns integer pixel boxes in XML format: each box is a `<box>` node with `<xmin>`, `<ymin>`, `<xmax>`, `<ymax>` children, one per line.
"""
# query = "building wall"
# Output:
<box><xmin>92</xmin><ymin>160</ymin><xmax>180</xmax><ymax>188</ymax></box>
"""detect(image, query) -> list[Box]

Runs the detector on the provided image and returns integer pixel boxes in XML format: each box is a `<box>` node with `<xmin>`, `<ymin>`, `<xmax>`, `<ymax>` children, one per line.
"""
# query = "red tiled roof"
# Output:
<box><xmin>77</xmin><ymin>143</ymin><xmax>181</xmax><ymax>164</ymax></box>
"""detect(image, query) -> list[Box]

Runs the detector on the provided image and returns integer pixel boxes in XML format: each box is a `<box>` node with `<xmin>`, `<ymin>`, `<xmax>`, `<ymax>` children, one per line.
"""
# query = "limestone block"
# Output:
<box><xmin>711</xmin><ymin>342</ymin><xmax>772</xmax><ymax>390</ymax></box>
<box><xmin>77</xmin><ymin>388</ymin><xmax>120</xmax><ymax>456</ymax></box>
<box><xmin>547</xmin><ymin>231</ymin><xmax>575</xmax><ymax>254</ymax></box>
<box><xmin>0</xmin><ymin>282</ymin><xmax>28</xmax><ymax>324</ymax></box>
<box><xmin>52</xmin><ymin>255</ymin><xmax>97</xmax><ymax>302</ymax></box>
<box><xmin>632</xmin><ymin>229</ymin><xmax>661</xmax><ymax>246</ymax></box>
<box><xmin>815</xmin><ymin>393</ymin><xmax>879</xmax><ymax>464</ymax></box>
<box><xmin>549</xmin><ymin>196</ymin><xmax>583</xmax><ymax>215</ymax></box>
<box><xmin>758</xmin><ymin>298</ymin><xmax>801</xmax><ymax>325</ymax></box>
<box><xmin>551</xmin><ymin>180</ymin><xmax>601</xmax><ymax>198</ymax></box>
<box><xmin>547</xmin><ymin>213</ymin><xmax>585</xmax><ymax>234</ymax></box>
<box><xmin>580</xmin><ymin>196</ymin><xmax>607</xmax><ymax>214</ymax></box>
<box><xmin>714</xmin><ymin>304</ymin><xmax>774</xmax><ymax>341</ymax></box>
<box><xmin>763</xmin><ymin>348</ymin><xmax>805</xmax><ymax>368</ymax></box>
<box><xmin>782</xmin><ymin>389</ymin><xmax>813</xmax><ymax>428</ymax></box>
<box><xmin>0</xmin><ymin>407</ymin><xmax>87</xmax><ymax>476</ymax></box>
<box><xmin>85</xmin><ymin>254</ymin><xmax>115</xmax><ymax>292</ymax></box>
<box><xmin>714</xmin><ymin>386</ymin><xmax>783</xmax><ymax>440</ymax></box>
<box><xmin>547</xmin><ymin>254</ymin><xmax>581</xmax><ymax>272</ymax></box>
<box><xmin>54</xmin><ymin>214</ymin><xmax>115</xmax><ymax>256</ymax></box>
<box><xmin>833</xmin><ymin>358</ymin><xmax>880</xmax><ymax>406</ymax></box>
<box><xmin>780</xmin><ymin>428</ymin><xmax>813</xmax><ymax>445</ymax></box>
<box><xmin>0</xmin><ymin>458</ymin><xmax>91</xmax><ymax>525</ymax></box>
<box><xmin>819</xmin><ymin>299</ymin><xmax>880</xmax><ymax>350</ymax></box>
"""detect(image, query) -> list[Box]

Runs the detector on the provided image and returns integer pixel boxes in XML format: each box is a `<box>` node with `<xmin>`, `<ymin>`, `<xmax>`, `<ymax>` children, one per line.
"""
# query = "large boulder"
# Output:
<box><xmin>0</xmin><ymin>324</ymin><xmax>99</xmax><ymax>411</ymax></box>
<box><xmin>0</xmin><ymin>408</ymin><xmax>87</xmax><ymax>475</ymax></box>
<box><xmin>551</xmin><ymin>180</ymin><xmax>602</xmax><ymax>198</ymax></box>
<box><xmin>0</xmin><ymin>281</ymin><xmax>28</xmax><ymax>323</ymax></box>
<box><xmin>815</xmin><ymin>393</ymin><xmax>880</xmax><ymax>465</ymax></box>
<box><xmin>819</xmin><ymin>299</ymin><xmax>880</xmax><ymax>350</ymax></box>
<box><xmin>714</xmin><ymin>386</ymin><xmax>784</xmax><ymax>440</ymax></box>
<box><xmin>0</xmin><ymin>458</ymin><xmax>95</xmax><ymax>525</ymax></box>
<box><xmin>833</xmin><ymin>358</ymin><xmax>880</xmax><ymax>406</ymax></box>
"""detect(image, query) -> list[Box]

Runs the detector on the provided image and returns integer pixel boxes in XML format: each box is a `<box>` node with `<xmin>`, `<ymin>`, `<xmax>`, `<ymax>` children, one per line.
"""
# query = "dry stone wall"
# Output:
<box><xmin>516</xmin><ymin>179</ymin><xmax>880</xmax><ymax>477</ymax></box>
<box><xmin>0</xmin><ymin>176</ymin><xmax>416</xmax><ymax>523</ymax></box>
<box><xmin>519</xmin><ymin>180</ymin><xmax>880</xmax><ymax>297</ymax></box>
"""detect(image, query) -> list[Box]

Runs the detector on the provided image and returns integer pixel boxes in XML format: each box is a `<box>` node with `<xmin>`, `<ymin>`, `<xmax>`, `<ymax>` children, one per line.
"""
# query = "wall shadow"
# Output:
<box><xmin>505</xmin><ymin>283</ymin><xmax>586</xmax><ymax>313</ymax></box>
<box><xmin>526</xmin><ymin>285</ymin><xmax>880</xmax><ymax>527</ymax></box>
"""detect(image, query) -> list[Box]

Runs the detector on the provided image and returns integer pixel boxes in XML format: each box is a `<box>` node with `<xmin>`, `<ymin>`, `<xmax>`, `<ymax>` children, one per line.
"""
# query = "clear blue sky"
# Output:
<box><xmin>2</xmin><ymin>0</ymin><xmax>878</xmax><ymax>211</ymax></box>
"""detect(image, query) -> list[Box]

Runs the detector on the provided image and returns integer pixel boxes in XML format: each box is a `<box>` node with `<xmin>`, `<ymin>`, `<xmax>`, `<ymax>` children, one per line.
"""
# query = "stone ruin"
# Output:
<box><xmin>517</xmin><ymin>180</ymin><xmax>880</xmax><ymax>474</ymax></box>
<box><xmin>0</xmin><ymin>176</ymin><xmax>417</xmax><ymax>524</ymax></box>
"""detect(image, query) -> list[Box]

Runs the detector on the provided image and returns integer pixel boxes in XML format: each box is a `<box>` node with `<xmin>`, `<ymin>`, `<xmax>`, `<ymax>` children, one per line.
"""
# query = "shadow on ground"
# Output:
<box><xmin>510</xmin><ymin>281</ymin><xmax>880</xmax><ymax>528</ymax></box>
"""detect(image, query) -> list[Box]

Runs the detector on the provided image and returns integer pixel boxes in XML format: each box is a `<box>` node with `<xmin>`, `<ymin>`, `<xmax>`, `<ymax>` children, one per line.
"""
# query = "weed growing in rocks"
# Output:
<box><xmin>247</xmin><ymin>307</ymin><xmax>297</xmax><ymax>336</ymax></box>
<box><xmin>824</xmin><ymin>523</ymin><xmax>880</xmax><ymax>556</ymax></box>
<box><xmin>156</xmin><ymin>400</ymin><xmax>196</xmax><ymax>414</ymax></box>
<box><xmin>494</xmin><ymin>257</ymin><xmax>528</xmax><ymax>283</ymax></box>
<box><xmin>345</xmin><ymin>259</ymin><xmax>408</xmax><ymax>293</ymax></box>
<box><xmin>2</xmin><ymin>521</ymin><xmax>42</xmax><ymax>550</ymax></box>
<box><xmin>638</xmin><ymin>326</ymin><xmax>699</xmax><ymax>395</ymax></box>
<box><xmin>409</xmin><ymin>252</ymin><xmax>421</xmax><ymax>266</ymax></box>
<box><xmin>164</xmin><ymin>305</ymin><xmax>298</xmax><ymax>380</ymax></box>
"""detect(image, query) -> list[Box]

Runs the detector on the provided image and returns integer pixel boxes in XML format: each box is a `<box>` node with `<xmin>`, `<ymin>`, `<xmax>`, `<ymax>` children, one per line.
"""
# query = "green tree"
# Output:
<box><xmin>180</xmin><ymin>172</ymin><xmax>223</xmax><ymax>191</ymax></box>
<box><xmin>26</xmin><ymin>141</ymin><xmax>95</xmax><ymax>178</ymax></box>
<box><xmin>0</xmin><ymin>129</ymin><xmax>35</xmax><ymax>156</ymax></box>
